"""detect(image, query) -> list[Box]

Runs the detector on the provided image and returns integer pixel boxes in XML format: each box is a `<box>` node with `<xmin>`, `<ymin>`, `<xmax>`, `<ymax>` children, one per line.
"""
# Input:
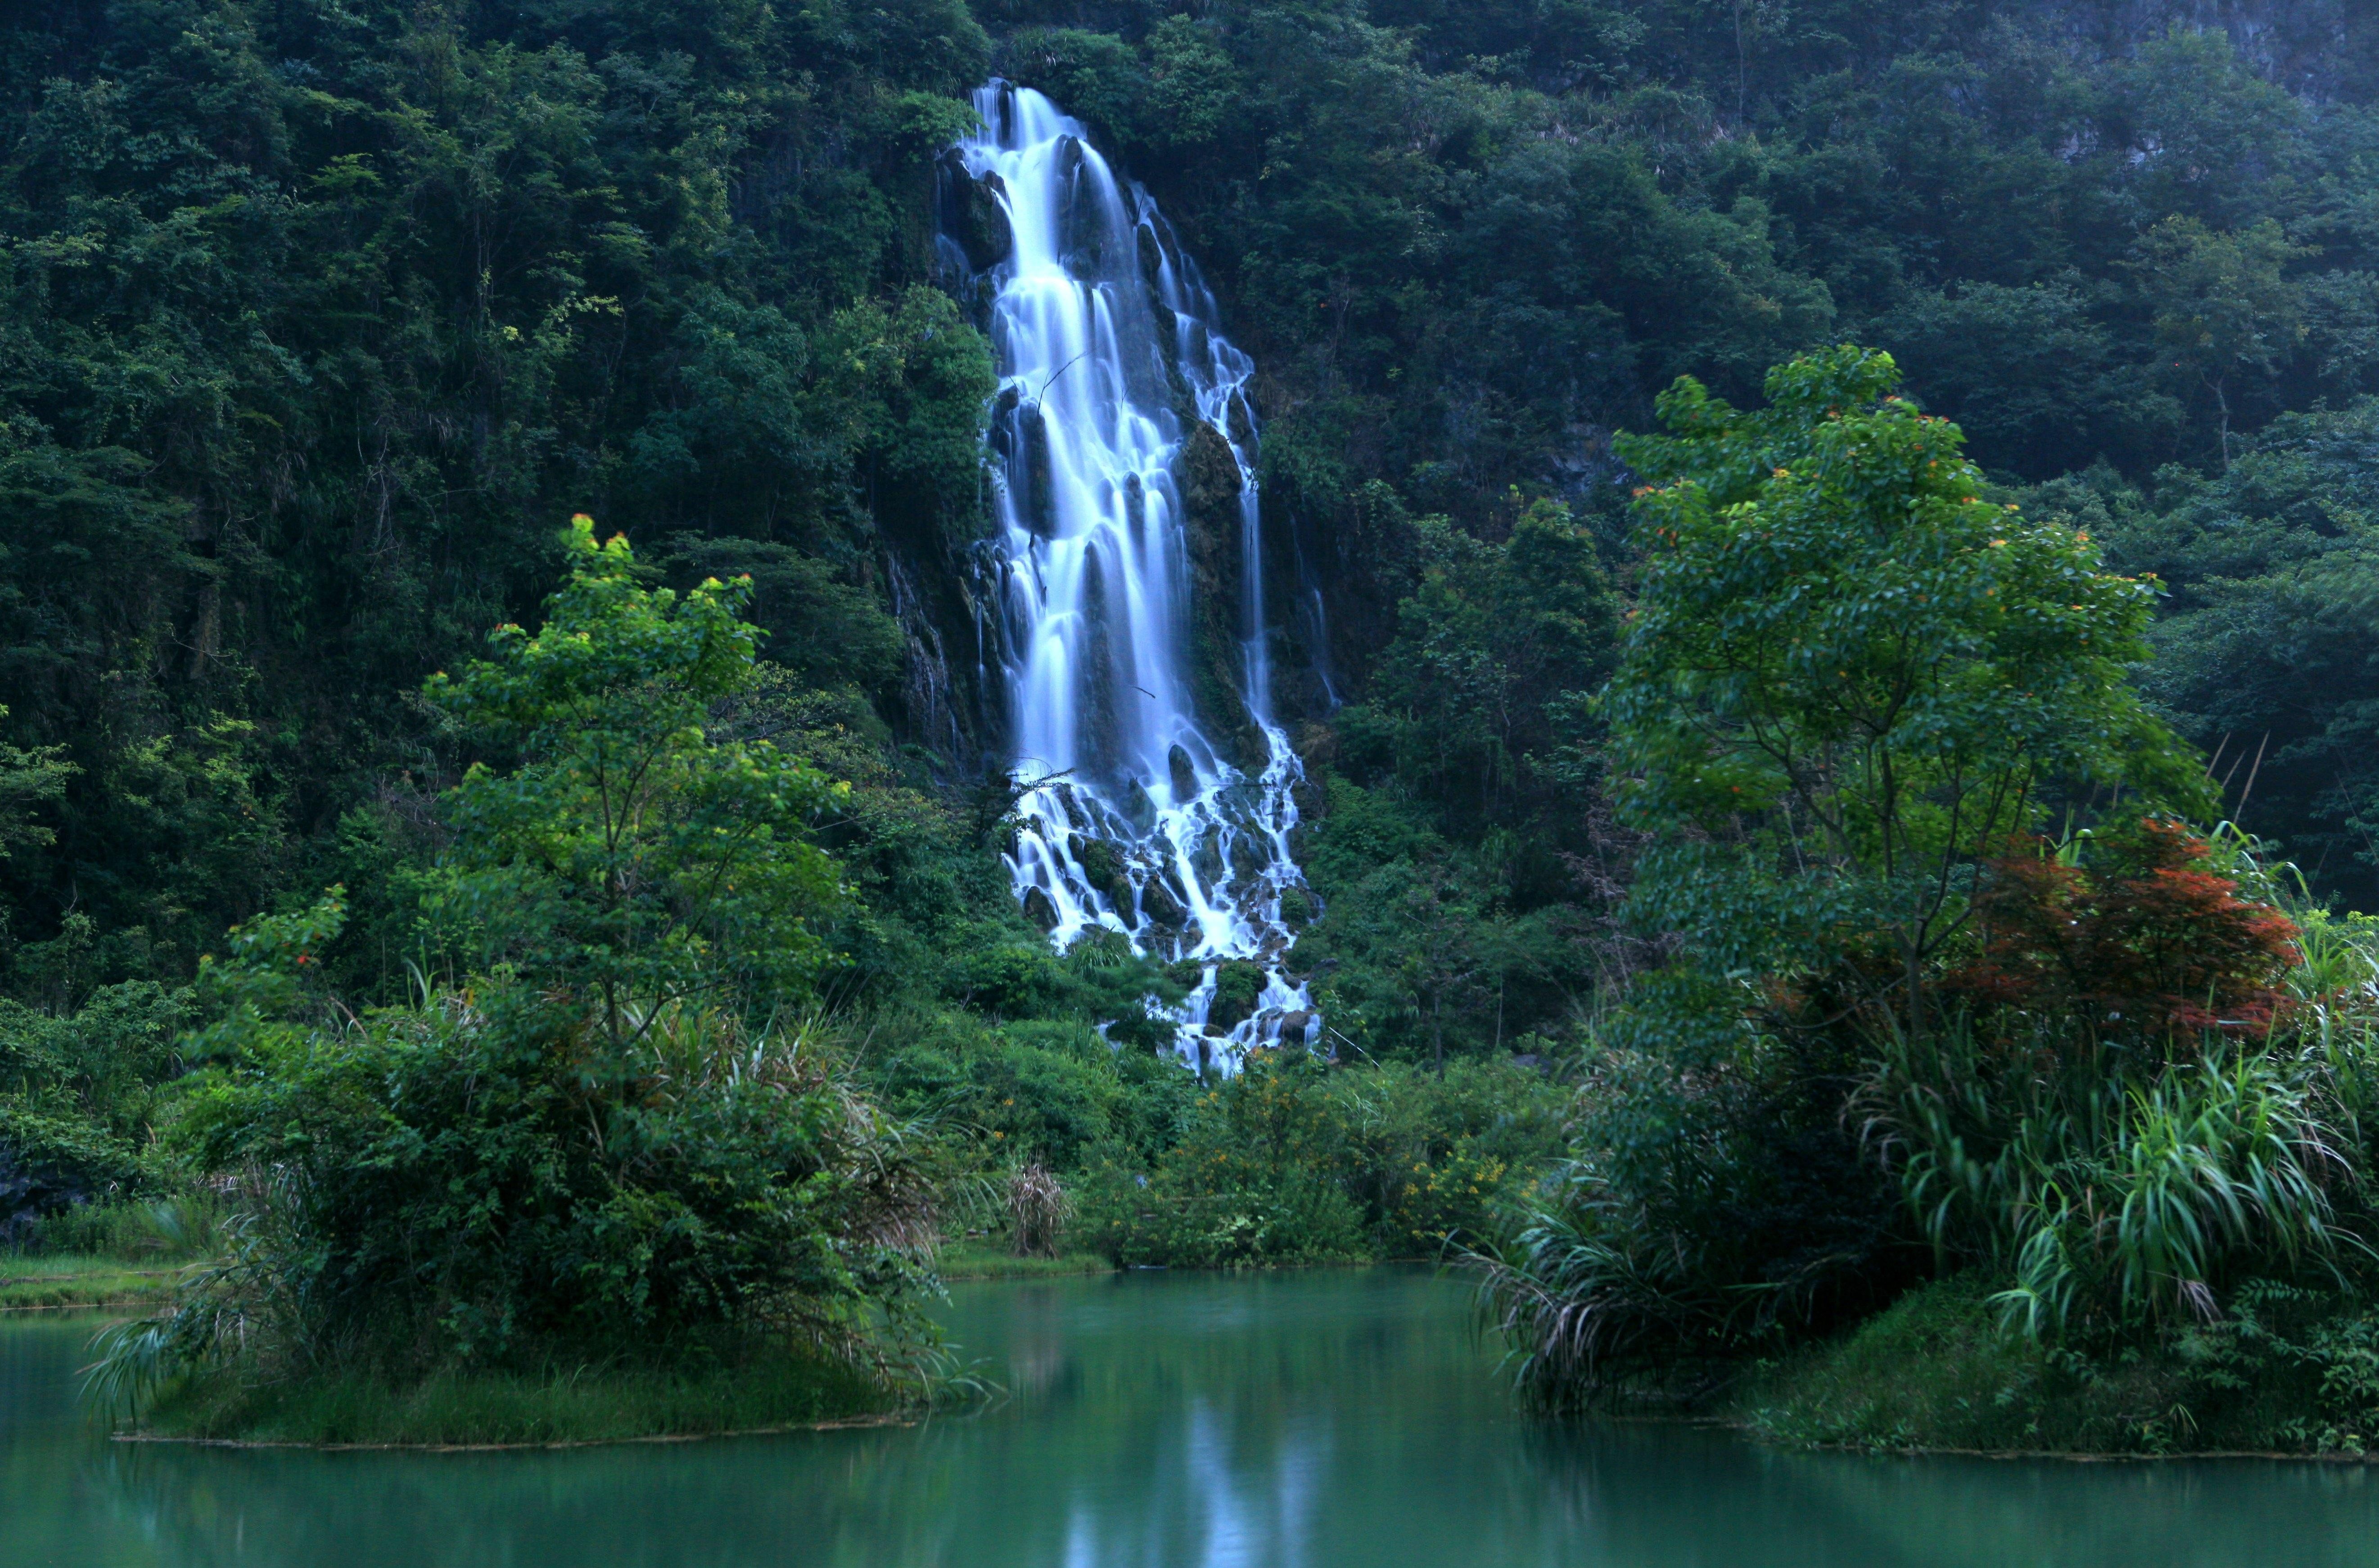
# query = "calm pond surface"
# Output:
<box><xmin>5</xmin><ymin>1266</ymin><xmax>2379</xmax><ymax>1566</ymax></box>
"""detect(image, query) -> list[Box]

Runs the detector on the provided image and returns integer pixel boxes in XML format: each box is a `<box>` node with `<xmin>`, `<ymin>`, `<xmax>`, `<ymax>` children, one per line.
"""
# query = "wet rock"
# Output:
<box><xmin>1073</xmin><ymin>834</ymin><xmax>1133</xmax><ymax>908</ymax></box>
<box><xmin>1227</xmin><ymin>389</ymin><xmax>1258</xmax><ymax>452</ymax></box>
<box><xmin>989</xmin><ymin>384</ymin><xmax>1020</xmax><ymax>462</ymax></box>
<box><xmin>1121</xmin><ymin>778</ymin><xmax>1158</xmax><ymax>833</ymax></box>
<box><xmin>1021</xmin><ymin>886</ymin><xmax>1060</xmax><ymax>932</ymax></box>
<box><xmin>1019</xmin><ymin>400</ymin><xmax>1056</xmax><ymax>536</ymax></box>
<box><xmin>1055</xmin><ymin>137</ymin><xmax>1112</xmax><ymax>268</ymax></box>
<box><xmin>1178</xmin><ymin>419</ymin><xmax>1243</xmax><ymax>516</ymax></box>
<box><xmin>1277</xmin><ymin>1010</ymin><xmax>1314</xmax><ymax>1041</ymax></box>
<box><xmin>1168</xmin><ymin>743</ymin><xmax>1199</xmax><ymax>801</ymax></box>
<box><xmin>937</xmin><ymin>152</ymin><xmax>1013</xmax><ymax>272</ymax></box>
<box><xmin>1140</xmin><ymin>874</ymin><xmax>1188</xmax><ymax>929</ymax></box>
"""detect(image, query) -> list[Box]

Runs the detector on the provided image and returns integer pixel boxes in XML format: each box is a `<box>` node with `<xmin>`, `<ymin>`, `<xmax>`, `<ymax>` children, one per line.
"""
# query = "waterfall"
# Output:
<box><xmin>951</xmin><ymin>82</ymin><xmax>1318</xmax><ymax>1073</ymax></box>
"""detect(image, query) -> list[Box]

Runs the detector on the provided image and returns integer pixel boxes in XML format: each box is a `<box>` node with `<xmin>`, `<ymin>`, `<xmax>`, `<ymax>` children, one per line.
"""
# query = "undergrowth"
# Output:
<box><xmin>1741</xmin><ymin>1274</ymin><xmax>2379</xmax><ymax>1456</ymax></box>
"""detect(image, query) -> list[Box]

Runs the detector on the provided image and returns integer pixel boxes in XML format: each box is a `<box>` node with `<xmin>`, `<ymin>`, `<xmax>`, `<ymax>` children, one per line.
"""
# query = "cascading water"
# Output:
<box><xmin>950</xmin><ymin>83</ymin><xmax>1318</xmax><ymax>1073</ymax></box>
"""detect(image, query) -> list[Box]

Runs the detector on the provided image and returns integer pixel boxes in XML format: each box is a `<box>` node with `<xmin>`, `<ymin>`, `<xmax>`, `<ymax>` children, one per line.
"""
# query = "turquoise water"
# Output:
<box><xmin>4</xmin><ymin>1268</ymin><xmax>2378</xmax><ymax>1566</ymax></box>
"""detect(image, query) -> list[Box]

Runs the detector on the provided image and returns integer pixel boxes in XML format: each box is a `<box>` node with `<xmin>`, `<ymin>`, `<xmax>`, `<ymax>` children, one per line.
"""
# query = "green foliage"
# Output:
<box><xmin>0</xmin><ymin>0</ymin><xmax>996</xmax><ymax>987</ymax></box>
<box><xmin>426</xmin><ymin>519</ymin><xmax>847</xmax><ymax>1032</ymax></box>
<box><xmin>0</xmin><ymin>980</ymin><xmax>188</xmax><ymax>1137</ymax></box>
<box><xmin>1471</xmin><ymin>347</ymin><xmax>2329</xmax><ymax>1411</ymax></box>
<box><xmin>1079</xmin><ymin>1052</ymin><xmax>1566</xmax><ymax>1266</ymax></box>
<box><xmin>865</xmin><ymin>1006</ymin><xmax>1196</xmax><ymax>1171</ymax></box>
<box><xmin>173</xmin><ymin>972</ymin><xmax>937</xmax><ymax>1375</ymax></box>
<box><xmin>14</xmin><ymin>1194</ymin><xmax>222</xmax><ymax>1263</ymax></box>
<box><xmin>1341</xmin><ymin>499</ymin><xmax>1617</xmax><ymax>836</ymax></box>
<box><xmin>2133</xmin><ymin>217</ymin><xmax>2311</xmax><ymax>464</ymax></box>
<box><xmin>0</xmin><ymin>963</ymin><xmax>191</xmax><ymax>1243</ymax></box>
<box><xmin>1469</xmin><ymin>1004</ymin><xmax>1913</xmax><ymax>1408</ymax></box>
<box><xmin>0</xmin><ymin>1098</ymin><xmax>152</xmax><ymax>1244</ymax></box>
<box><xmin>94</xmin><ymin>540</ymin><xmax>939</xmax><ymax>1407</ymax></box>
<box><xmin>2084</xmin><ymin>399</ymin><xmax>2379</xmax><ymax>907</ymax></box>
<box><xmin>1745</xmin><ymin>1274</ymin><xmax>2379</xmax><ymax>1457</ymax></box>
<box><xmin>0</xmin><ymin>704</ymin><xmax>71</xmax><ymax>866</ymax></box>
<box><xmin>1608</xmin><ymin>346</ymin><xmax>2206</xmax><ymax>1022</ymax></box>
<box><xmin>1873</xmin><ymin>1027</ymin><xmax>2349</xmax><ymax>1340</ymax></box>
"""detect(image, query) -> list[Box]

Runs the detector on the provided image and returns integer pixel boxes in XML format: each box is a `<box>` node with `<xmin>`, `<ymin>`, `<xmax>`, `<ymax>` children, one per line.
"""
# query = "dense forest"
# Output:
<box><xmin>11</xmin><ymin>0</ymin><xmax>2379</xmax><ymax>1450</ymax></box>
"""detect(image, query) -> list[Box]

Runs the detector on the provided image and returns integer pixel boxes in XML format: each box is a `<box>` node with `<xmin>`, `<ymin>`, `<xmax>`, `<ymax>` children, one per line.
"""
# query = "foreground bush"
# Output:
<box><xmin>1078</xmin><ymin>1051</ymin><xmax>1566</xmax><ymax>1267</ymax></box>
<box><xmin>91</xmin><ymin>901</ymin><xmax>941</xmax><ymax>1433</ymax></box>
<box><xmin>1476</xmin><ymin>833</ymin><xmax>2379</xmax><ymax>1420</ymax></box>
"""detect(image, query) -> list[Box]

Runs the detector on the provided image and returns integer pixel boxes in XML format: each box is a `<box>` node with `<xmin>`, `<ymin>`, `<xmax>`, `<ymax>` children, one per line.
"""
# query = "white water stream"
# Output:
<box><xmin>955</xmin><ymin>83</ymin><xmax>1317</xmax><ymax>1072</ymax></box>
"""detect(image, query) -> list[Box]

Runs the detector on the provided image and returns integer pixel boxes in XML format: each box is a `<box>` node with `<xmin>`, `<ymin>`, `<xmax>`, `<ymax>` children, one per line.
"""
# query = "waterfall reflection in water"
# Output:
<box><xmin>7</xmin><ymin>1272</ymin><xmax>2379</xmax><ymax>1567</ymax></box>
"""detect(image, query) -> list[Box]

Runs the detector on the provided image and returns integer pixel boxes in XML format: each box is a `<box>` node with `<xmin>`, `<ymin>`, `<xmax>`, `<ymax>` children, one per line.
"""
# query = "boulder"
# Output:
<box><xmin>936</xmin><ymin>152</ymin><xmax>1012</xmax><ymax>272</ymax></box>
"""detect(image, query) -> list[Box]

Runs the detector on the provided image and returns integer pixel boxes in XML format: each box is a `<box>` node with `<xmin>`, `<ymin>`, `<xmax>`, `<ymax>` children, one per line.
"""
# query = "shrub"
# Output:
<box><xmin>160</xmin><ymin>921</ymin><xmax>939</xmax><ymax>1379</ymax></box>
<box><xmin>1005</xmin><ymin>1163</ymin><xmax>1071</xmax><ymax>1257</ymax></box>
<box><xmin>1469</xmin><ymin>1020</ymin><xmax>1912</xmax><ymax>1408</ymax></box>
<box><xmin>1950</xmin><ymin>820</ymin><xmax>2300</xmax><ymax>1041</ymax></box>
<box><xmin>1077</xmin><ymin>1051</ymin><xmax>1566</xmax><ymax>1266</ymax></box>
<box><xmin>0</xmin><ymin>1100</ymin><xmax>151</xmax><ymax>1246</ymax></box>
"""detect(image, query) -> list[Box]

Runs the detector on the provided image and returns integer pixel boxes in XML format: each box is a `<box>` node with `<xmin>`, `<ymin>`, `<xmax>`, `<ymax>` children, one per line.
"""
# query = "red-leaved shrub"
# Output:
<box><xmin>1951</xmin><ymin>819</ymin><xmax>2298</xmax><ymax>1041</ymax></box>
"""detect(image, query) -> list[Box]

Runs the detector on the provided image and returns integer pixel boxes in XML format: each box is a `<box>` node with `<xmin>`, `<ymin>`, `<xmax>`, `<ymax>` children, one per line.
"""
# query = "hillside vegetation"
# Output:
<box><xmin>6</xmin><ymin>0</ymin><xmax>2379</xmax><ymax>1449</ymax></box>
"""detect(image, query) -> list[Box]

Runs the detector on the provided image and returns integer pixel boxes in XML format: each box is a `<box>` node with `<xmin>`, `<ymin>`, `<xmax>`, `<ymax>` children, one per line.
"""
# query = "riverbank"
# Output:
<box><xmin>103</xmin><ymin>1243</ymin><xmax>1103</xmax><ymax>1447</ymax></box>
<box><xmin>935</xmin><ymin>1242</ymin><xmax>1113</xmax><ymax>1280</ymax></box>
<box><xmin>0</xmin><ymin>1254</ymin><xmax>183</xmax><ymax>1311</ymax></box>
<box><xmin>128</xmin><ymin>1348</ymin><xmax>907</xmax><ymax>1448</ymax></box>
<box><xmin>1733</xmin><ymin>1275</ymin><xmax>2367</xmax><ymax>1458</ymax></box>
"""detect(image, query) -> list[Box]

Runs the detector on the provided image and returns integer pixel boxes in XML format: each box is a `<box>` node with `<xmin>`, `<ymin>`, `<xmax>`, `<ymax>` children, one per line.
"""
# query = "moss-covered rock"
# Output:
<box><xmin>1207</xmin><ymin>960</ymin><xmax>1268</xmax><ymax>1032</ymax></box>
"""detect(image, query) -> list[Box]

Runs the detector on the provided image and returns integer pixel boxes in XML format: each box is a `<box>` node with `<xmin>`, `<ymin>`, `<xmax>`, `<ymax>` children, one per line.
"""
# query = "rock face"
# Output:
<box><xmin>0</xmin><ymin>1127</ymin><xmax>131</xmax><ymax>1247</ymax></box>
<box><xmin>1175</xmin><ymin>420</ymin><xmax>1260</xmax><ymax>766</ymax></box>
<box><xmin>936</xmin><ymin>151</ymin><xmax>1012</xmax><ymax>272</ymax></box>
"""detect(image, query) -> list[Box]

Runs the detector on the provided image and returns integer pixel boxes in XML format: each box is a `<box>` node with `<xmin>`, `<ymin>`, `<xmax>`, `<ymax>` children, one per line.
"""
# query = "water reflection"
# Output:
<box><xmin>5</xmin><ymin>1272</ymin><xmax>2379</xmax><ymax>1567</ymax></box>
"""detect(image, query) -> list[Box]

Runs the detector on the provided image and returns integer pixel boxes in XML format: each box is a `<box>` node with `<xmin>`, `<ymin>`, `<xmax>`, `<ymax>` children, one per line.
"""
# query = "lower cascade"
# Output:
<box><xmin>949</xmin><ymin>81</ymin><xmax>1318</xmax><ymax>1072</ymax></box>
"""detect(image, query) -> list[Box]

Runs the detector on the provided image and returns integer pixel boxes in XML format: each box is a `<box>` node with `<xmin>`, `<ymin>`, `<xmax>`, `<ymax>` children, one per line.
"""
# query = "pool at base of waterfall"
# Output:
<box><xmin>8</xmin><ymin>1270</ymin><xmax>2379</xmax><ymax>1567</ymax></box>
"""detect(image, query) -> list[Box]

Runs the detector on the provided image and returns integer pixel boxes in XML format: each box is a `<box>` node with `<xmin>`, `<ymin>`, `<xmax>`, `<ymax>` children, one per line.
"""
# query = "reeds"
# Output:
<box><xmin>1869</xmin><ymin>1021</ymin><xmax>2356</xmax><ymax>1338</ymax></box>
<box><xmin>1005</xmin><ymin>1162</ymin><xmax>1072</xmax><ymax>1257</ymax></box>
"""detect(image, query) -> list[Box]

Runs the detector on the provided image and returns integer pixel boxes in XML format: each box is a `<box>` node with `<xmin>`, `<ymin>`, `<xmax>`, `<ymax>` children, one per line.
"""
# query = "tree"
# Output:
<box><xmin>0</xmin><ymin>705</ymin><xmax>71</xmax><ymax>865</ymax></box>
<box><xmin>1359</xmin><ymin>499</ymin><xmax>1619</xmax><ymax>834</ymax></box>
<box><xmin>425</xmin><ymin>516</ymin><xmax>848</xmax><ymax>1042</ymax></box>
<box><xmin>2133</xmin><ymin>218</ymin><xmax>2309</xmax><ymax>467</ymax></box>
<box><xmin>137</xmin><ymin>526</ymin><xmax>931</xmax><ymax>1384</ymax></box>
<box><xmin>1605</xmin><ymin>346</ymin><xmax>2207</xmax><ymax>1036</ymax></box>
